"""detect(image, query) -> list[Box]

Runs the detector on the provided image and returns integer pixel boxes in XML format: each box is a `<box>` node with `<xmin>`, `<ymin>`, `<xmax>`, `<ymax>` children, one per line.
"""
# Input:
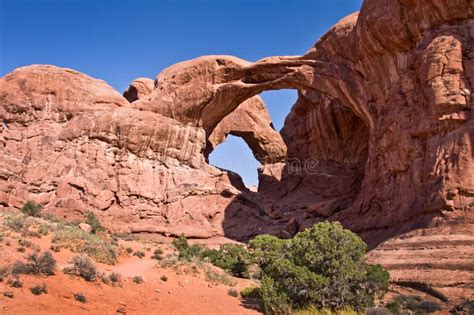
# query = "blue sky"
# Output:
<box><xmin>0</xmin><ymin>0</ymin><xmax>363</xmax><ymax>186</ymax></box>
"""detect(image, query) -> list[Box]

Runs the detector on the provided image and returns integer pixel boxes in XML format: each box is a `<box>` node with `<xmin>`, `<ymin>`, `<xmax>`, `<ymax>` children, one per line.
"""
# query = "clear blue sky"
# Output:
<box><xmin>0</xmin><ymin>0</ymin><xmax>363</xmax><ymax>186</ymax></box>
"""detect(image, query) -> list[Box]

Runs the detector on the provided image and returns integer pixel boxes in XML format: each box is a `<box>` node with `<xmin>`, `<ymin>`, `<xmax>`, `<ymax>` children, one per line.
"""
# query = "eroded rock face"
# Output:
<box><xmin>0</xmin><ymin>65</ymin><xmax>249</xmax><ymax>238</ymax></box>
<box><xmin>0</xmin><ymin>0</ymin><xmax>473</xmax><ymax>304</ymax></box>
<box><xmin>123</xmin><ymin>77</ymin><xmax>154</xmax><ymax>103</ymax></box>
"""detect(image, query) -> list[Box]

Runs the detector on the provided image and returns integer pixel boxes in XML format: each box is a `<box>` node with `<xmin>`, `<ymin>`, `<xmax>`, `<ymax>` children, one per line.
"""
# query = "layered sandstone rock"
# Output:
<box><xmin>0</xmin><ymin>0</ymin><xmax>473</xmax><ymax>305</ymax></box>
<box><xmin>0</xmin><ymin>65</ymin><xmax>249</xmax><ymax>238</ymax></box>
<box><xmin>123</xmin><ymin>77</ymin><xmax>154</xmax><ymax>103</ymax></box>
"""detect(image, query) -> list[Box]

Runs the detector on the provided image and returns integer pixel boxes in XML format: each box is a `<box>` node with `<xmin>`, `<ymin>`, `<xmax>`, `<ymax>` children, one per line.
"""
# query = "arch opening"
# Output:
<box><xmin>209</xmin><ymin>135</ymin><xmax>261</xmax><ymax>188</ymax></box>
<box><xmin>259</xmin><ymin>89</ymin><xmax>298</xmax><ymax>131</ymax></box>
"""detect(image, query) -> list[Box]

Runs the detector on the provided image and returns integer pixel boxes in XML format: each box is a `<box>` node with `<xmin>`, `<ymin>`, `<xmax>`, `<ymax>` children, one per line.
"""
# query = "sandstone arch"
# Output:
<box><xmin>205</xmin><ymin>95</ymin><xmax>286</xmax><ymax>165</ymax></box>
<box><xmin>1</xmin><ymin>0</ymin><xmax>473</xmax><ymax>303</ymax></box>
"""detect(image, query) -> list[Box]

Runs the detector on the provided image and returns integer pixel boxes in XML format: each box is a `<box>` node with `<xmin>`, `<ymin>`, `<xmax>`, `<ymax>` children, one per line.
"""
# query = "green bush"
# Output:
<box><xmin>260</xmin><ymin>275</ymin><xmax>292</xmax><ymax>315</ymax></box>
<box><xmin>21</xmin><ymin>201</ymin><xmax>42</xmax><ymax>217</ymax></box>
<box><xmin>172</xmin><ymin>235</ymin><xmax>204</xmax><ymax>261</ymax></box>
<box><xmin>202</xmin><ymin>243</ymin><xmax>249</xmax><ymax>277</ymax></box>
<box><xmin>85</xmin><ymin>211</ymin><xmax>104</xmax><ymax>234</ymax></box>
<box><xmin>248</xmin><ymin>221</ymin><xmax>390</xmax><ymax>313</ymax></box>
<box><xmin>386</xmin><ymin>300</ymin><xmax>401</xmax><ymax>314</ymax></box>
<box><xmin>240</xmin><ymin>286</ymin><xmax>261</xmax><ymax>299</ymax></box>
<box><xmin>172</xmin><ymin>236</ymin><xmax>250</xmax><ymax>277</ymax></box>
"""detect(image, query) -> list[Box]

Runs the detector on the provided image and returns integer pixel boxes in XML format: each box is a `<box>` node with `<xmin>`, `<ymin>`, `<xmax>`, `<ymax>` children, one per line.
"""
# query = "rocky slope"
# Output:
<box><xmin>0</xmin><ymin>0</ymin><xmax>473</xmax><ymax>305</ymax></box>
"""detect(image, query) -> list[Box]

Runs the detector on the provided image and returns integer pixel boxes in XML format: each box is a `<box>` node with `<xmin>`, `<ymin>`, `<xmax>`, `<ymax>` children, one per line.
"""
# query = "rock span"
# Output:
<box><xmin>1</xmin><ymin>0</ymin><xmax>473</xmax><ymax>304</ymax></box>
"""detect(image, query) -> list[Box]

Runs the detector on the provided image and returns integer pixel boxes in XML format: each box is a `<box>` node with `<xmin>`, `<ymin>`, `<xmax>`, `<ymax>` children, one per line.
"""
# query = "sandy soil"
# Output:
<box><xmin>0</xmin><ymin>216</ymin><xmax>262</xmax><ymax>315</ymax></box>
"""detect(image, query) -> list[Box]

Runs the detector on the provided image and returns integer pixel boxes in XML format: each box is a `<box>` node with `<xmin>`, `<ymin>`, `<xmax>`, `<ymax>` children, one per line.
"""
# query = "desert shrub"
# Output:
<box><xmin>228</xmin><ymin>288</ymin><xmax>239</xmax><ymax>297</ymax></box>
<box><xmin>22</xmin><ymin>229</ymin><xmax>42</xmax><ymax>238</ymax></box>
<box><xmin>160</xmin><ymin>275</ymin><xmax>168</xmax><ymax>282</ymax></box>
<box><xmin>109</xmin><ymin>272</ymin><xmax>122</xmax><ymax>284</ymax></box>
<box><xmin>8</xmin><ymin>278</ymin><xmax>23</xmax><ymax>288</ymax></box>
<box><xmin>4</xmin><ymin>215</ymin><xmax>27</xmax><ymax>231</ymax></box>
<box><xmin>12</xmin><ymin>251</ymin><xmax>56</xmax><ymax>276</ymax></box>
<box><xmin>3</xmin><ymin>291</ymin><xmax>14</xmax><ymax>298</ymax></box>
<box><xmin>295</xmin><ymin>306</ymin><xmax>362</xmax><ymax>315</ymax></box>
<box><xmin>126</xmin><ymin>247</ymin><xmax>134</xmax><ymax>254</ymax></box>
<box><xmin>133</xmin><ymin>250</ymin><xmax>145</xmax><ymax>258</ymax></box>
<box><xmin>451</xmin><ymin>300</ymin><xmax>474</xmax><ymax>314</ymax></box>
<box><xmin>248</xmin><ymin>221</ymin><xmax>390</xmax><ymax>313</ymax></box>
<box><xmin>159</xmin><ymin>254</ymin><xmax>179</xmax><ymax>268</ymax></box>
<box><xmin>85</xmin><ymin>211</ymin><xmax>104</xmax><ymax>234</ymax></box>
<box><xmin>386</xmin><ymin>300</ymin><xmax>401</xmax><ymax>314</ymax></box>
<box><xmin>152</xmin><ymin>248</ymin><xmax>164</xmax><ymax>260</ymax></box>
<box><xmin>132</xmin><ymin>275</ymin><xmax>144</xmax><ymax>284</ymax></box>
<box><xmin>50</xmin><ymin>244</ymin><xmax>61</xmax><ymax>252</ymax></box>
<box><xmin>98</xmin><ymin>272</ymin><xmax>111</xmax><ymax>284</ymax></box>
<box><xmin>17</xmin><ymin>246</ymin><xmax>25</xmax><ymax>253</ymax></box>
<box><xmin>172</xmin><ymin>235</ymin><xmax>205</xmax><ymax>261</ymax></box>
<box><xmin>203</xmin><ymin>266</ymin><xmax>236</xmax><ymax>286</ymax></box>
<box><xmin>202</xmin><ymin>243</ymin><xmax>249</xmax><ymax>277</ymax></box>
<box><xmin>113</xmin><ymin>232</ymin><xmax>138</xmax><ymax>241</ymax></box>
<box><xmin>21</xmin><ymin>201</ymin><xmax>42</xmax><ymax>217</ymax></box>
<box><xmin>17</xmin><ymin>239</ymin><xmax>32</xmax><ymax>247</ymax></box>
<box><xmin>173</xmin><ymin>236</ymin><xmax>250</xmax><ymax>277</ymax></box>
<box><xmin>74</xmin><ymin>293</ymin><xmax>87</xmax><ymax>303</ymax></box>
<box><xmin>419</xmin><ymin>301</ymin><xmax>442</xmax><ymax>313</ymax></box>
<box><xmin>52</xmin><ymin>224</ymin><xmax>117</xmax><ymax>264</ymax></box>
<box><xmin>0</xmin><ymin>266</ymin><xmax>10</xmax><ymax>281</ymax></box>
<box><xmin>391</xmin><ymin>295</ymin><xmax>442</xmax><ymax>314</ymax></box>
<box><xmin>240</xmin><ymin>286</ymin><xmax>261</xmax><ymax>299</ymax></box>
<box><xmin>38</xmin><ymin>225</ymin><xmax>49</xmax><ymax>236</ymax></box>
<box><xmin>30</xmin><ymin>283</ymin><xmax>48</xmax><ymax>295</ymax></box>
<box><xmin>367</xmin><ymin>307</ymin><xmax>393</xmax><ymax>315</ymax></box>
<box><xmin>64</xmin><ymin>255</ymin><xmax>97</xmax><ymax>281</ymax></box>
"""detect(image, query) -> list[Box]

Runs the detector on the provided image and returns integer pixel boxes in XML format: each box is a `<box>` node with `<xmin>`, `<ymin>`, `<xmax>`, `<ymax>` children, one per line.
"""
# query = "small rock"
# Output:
<box><xmin>155</xmin><ymin>289</ymin><xmax>161</xmax><ymax>293</ymax></box>
<box><xmin>117</xmin><ymin>307</ymin><xmax>126</xmax><ymax>314</ymax></box>
<box><xmin>79</xmin><ymin>223</ymin><xmax>92</xmax><ymax>234</ymax></box>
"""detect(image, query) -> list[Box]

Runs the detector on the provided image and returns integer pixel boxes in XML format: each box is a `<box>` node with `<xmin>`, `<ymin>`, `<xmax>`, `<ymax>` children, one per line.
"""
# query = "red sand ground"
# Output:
<box><xmin>0</xmin><ymin>216</ymin><xmax>262</xmax><ymax>315</ymax></box>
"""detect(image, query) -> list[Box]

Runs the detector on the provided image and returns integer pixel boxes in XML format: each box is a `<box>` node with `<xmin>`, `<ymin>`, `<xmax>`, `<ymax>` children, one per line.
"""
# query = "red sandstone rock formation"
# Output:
<box><xmin>123</xmin><ymin>77</ymin><xmax>154</xmax><ymax>103</ymax></box>
<box><xmin>0</xmin><ymin>0</ymin><xmax>473</xmax><ymax>304</ymax></box>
